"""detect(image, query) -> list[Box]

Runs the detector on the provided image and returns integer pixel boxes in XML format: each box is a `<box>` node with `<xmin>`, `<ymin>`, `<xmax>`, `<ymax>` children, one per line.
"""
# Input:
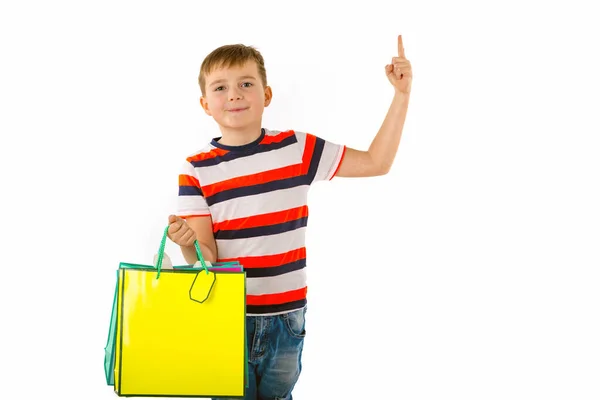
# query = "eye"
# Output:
<box><xmin>241</xmin><ymin>82</ymin><xmax>253</xmax><ymax>88</ymax></box>
<box><xmin>214</xmin><ymin>86</ymin><xmax>225</xmax><ymax>91</ymax></box>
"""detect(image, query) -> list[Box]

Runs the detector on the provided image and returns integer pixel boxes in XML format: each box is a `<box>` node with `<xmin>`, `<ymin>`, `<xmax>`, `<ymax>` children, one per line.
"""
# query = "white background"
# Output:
<box><xmin>1</xmin><ymin>0</ymin><xmax>599</xmax><ymax>399</ymax></box>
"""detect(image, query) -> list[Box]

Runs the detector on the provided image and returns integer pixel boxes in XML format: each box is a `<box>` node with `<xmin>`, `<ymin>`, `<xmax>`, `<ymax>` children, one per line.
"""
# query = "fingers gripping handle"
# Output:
<box><xmin>155</xmin><ymin>226</ymin><xmax>210</xmax><ymax>278</ymax></box>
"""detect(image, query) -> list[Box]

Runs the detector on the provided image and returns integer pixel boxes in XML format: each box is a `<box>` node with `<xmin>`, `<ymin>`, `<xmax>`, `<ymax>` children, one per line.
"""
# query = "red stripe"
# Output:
<box><xmin>186</xmin><ymin>148</ymin><xmax>229</xmax><ymax>163</ymax></box>
<box><xmin>213</xmin><ymin>206</ymin><xmax>308</xmax><ymax>233</ymax></box>
<box><xmin>219</xmin><ymin>247</ymin><xmax>306</xmax><ymax>269</ymax></box>
<box><xmin>329</xmin><ymin>146</ymin><xmax>347</xmax><ymax>180</ymax></box>
<box><xmin>246</xmin><ymin>287</ymin><xmax>307</xmax><ymax>306</ymax></box>
<box><xmin>179</xmin><ymin>174</ymin><xmax>200</xmax><ymax>187</ymax></box>
<box><xmin>202</xmin><ymin>164</ymin><xmax>302</xmax><ymax>197</ymax></box>
<box><xmin>260</xmin><ymin>130</ymin><xmax>295</xmax><ymax>145</ymax></box>
<box><xmin>302</xmin><ymin>134</ymin><xmax>316</xmax><ymax>173</ymax></box>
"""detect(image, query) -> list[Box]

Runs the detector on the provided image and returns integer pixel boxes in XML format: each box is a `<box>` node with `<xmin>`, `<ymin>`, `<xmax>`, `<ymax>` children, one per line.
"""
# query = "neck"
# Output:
<box><xmin>217</xmin><ymin>125</ymin><xmax>263</xmax><ymax>146</ymax></box>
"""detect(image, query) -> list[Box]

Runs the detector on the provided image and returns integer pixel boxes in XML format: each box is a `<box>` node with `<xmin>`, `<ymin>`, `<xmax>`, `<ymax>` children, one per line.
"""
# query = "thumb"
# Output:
<box><xmin>168</xmin><ymin>214</ymin><xmax>180</xmax><ymax>225</ymax></box>
<box><xmin>385</xmin><ymin>64</ymin><xmax>394</xmax><ymax>76</ymax></box>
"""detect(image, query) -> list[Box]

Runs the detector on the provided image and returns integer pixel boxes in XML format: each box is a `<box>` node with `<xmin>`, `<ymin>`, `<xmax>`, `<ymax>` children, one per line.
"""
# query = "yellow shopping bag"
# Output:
<box><xmin>105</xmin><ymin>226</ymin><xmax>247</xmax><ymax>398</ymax></box>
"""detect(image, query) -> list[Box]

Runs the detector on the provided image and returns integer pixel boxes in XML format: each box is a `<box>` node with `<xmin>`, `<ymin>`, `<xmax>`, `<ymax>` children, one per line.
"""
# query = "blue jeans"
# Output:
<box><xmin>215</xmin><ymin>305</ymin><xmax>307</xmax><ymax>400</ymax></box>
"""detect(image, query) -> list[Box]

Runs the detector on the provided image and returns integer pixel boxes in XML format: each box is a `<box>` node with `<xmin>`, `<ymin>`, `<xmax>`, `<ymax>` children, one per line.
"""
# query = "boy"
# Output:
<box><xmin>167</xmin><ymin>35</ymin><xmax>412</xmax><ymax>400</ymax></box>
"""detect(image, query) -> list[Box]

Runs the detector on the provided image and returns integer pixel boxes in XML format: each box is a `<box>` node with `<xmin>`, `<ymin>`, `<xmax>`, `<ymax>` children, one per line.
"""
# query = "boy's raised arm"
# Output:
<box><xmin>336</xmin><ymin>35</ymin><xmax>412</xmax><ymax>178</ymax></box>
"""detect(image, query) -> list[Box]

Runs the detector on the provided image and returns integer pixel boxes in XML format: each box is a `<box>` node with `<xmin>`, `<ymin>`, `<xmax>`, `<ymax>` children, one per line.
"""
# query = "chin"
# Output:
<box><xmin>222</xmin><ymin>118</ymin><xmax>260</xmax><ymax>129</ymax></box>
<box><xmin>217</xmin><ymin>123</ymin><xmax>249</xmax><ymax>131</ymax></box>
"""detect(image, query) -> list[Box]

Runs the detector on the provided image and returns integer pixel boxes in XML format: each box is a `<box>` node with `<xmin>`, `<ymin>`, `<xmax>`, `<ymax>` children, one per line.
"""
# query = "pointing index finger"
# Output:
<box><xmin>397</xmin><ymin>35</ymin><xmax>405</xmax><ymax>58</ymax></box>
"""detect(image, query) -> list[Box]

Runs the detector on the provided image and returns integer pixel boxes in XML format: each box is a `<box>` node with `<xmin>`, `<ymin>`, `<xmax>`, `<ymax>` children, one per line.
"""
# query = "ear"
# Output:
<box><xmin>264</xmin><ymin>86</ymin><xmax>273</xmax><ymax>107</ymax></box>
<box><xmin>199</xmin><ymin>96</ymin><xmax>212</xmax><ymax>116</ymax></box>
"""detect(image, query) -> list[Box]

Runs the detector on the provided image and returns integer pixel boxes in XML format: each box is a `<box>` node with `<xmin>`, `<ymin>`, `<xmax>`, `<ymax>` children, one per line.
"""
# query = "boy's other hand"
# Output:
<box><xmin>168</xmin><ymin>215</ymin><xmax>196</xmax><ymax>247</ymax></box>
<box><xmin>385</xmin><ymin>35</ymin><xmax>412</xmax><ymax>94</ymax></box>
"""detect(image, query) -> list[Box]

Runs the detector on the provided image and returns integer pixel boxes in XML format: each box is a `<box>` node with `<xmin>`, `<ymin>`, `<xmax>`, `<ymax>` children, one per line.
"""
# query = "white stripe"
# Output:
<box><xmin>217</xmin><ymin>227</ymin><xmax>306</xmax><ymax>259</ymax></box>
<box><xmin>197</xmin><ymin>137</ymin><xmax>303</xmax><ymax>186</ymax></box>
<box><xmin>294</xmin><ymin>130</ymin><xmax>308</xmax><ymax>151</ymax></box>
<box><xmin>176</xmin><ymin>195</ymin><xmax>210</xmax><ymax>216</ymax></box>
<box><xmin>246</xmin><ymin>269</ymin><xmax>307</xmax><ymax>295</ymax></box>
<box><xmin>210</xmin><ymin>185</ymin><xmax>309</xmax><ymax>223</ymax></box>
<box><xmin>180</xmin><ymin>159</ymin><xmax>198</xmax><ymax>176</ymax></box>
<box><xmin>317</xmin><ymin>141</ymin><xmax>345</xmax><ymax>181</ymax></box>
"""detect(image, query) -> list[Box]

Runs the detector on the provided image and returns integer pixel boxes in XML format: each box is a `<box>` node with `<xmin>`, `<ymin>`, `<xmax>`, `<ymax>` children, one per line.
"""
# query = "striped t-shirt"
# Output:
<box><xmin>176</xmin><ymin>128</ymin><xmax>346</xmax><ymax>315</ymax></box>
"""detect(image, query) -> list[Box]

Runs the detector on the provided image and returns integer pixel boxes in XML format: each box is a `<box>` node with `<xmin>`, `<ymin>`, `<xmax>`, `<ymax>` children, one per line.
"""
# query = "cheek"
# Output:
<box><xmin>249</xmin><ymin>92</ymin><xmax>265</xmax><ymax>106</ymax></box>
<box><xmin>210</xmin><ymin>97</ymin><xmax>226</xmax><ymax>111</ymax></box>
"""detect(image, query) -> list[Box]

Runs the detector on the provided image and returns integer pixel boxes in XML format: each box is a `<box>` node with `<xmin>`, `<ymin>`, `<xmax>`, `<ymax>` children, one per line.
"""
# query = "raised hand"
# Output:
<box><xmin>385</xmin><ymin>35</ymin><xmax>413</xmax><ymax>94</ymax></box>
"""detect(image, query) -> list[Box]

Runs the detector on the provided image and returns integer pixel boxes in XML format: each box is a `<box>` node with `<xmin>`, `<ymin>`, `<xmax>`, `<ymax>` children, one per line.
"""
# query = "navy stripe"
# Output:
<box><xmin>306</xmin><ymin>137</ymin><xmax>325</xmax><ymax>183</ymax></box>
<box><xmin>245</xmin><ymin>259</ymin><xmax>306</xmax><ymax>278</ymax></box>
<box><xmin>179</xmin><ymin>185</ymin><xmax>203</xmax><ymax>196</ymax></box>
<box><xmin>191</xmin><ymin>135</ymin><xmax>298</xmax><ymax>168</ymax></box>
<box><xmin>211</xmin><ymin>128</ymin><xmax>265</xmax><ymax>151</ymax></box>
<box><xmin>205</xmin><ymin>175</ymin><xmax>309</xmax><ymax>206</ymax></box>
<box><xmin>246</xmin><ymin>298</ymin><xmax>307</xmax><ymax>315</ymax></box>
<box><xmin>215</xmin><ymin>217</ymin><xmax>308</xmax><ymax>240</ymax></box>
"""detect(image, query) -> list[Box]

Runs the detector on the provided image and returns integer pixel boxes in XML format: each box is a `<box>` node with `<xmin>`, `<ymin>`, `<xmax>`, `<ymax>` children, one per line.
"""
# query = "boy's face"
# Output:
<box><xmin>200</xmin><ymin>61</ymin><xmax>272</xmax><ymax>131</ymax></box>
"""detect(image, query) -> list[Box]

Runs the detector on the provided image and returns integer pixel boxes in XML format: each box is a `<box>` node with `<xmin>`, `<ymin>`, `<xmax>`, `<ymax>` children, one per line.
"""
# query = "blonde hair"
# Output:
<box><xmin>198</xmin><ymin>44</ymin><xmax>267</xmax><ymax>96</ymax></box>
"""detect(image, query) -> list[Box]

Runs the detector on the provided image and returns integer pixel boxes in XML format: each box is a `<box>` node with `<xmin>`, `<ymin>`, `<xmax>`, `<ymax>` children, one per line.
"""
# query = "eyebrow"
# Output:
<box><xmin>209</xmin><ymin>76</ymin><xmax>257</xmax><ymax>86</ymax></box>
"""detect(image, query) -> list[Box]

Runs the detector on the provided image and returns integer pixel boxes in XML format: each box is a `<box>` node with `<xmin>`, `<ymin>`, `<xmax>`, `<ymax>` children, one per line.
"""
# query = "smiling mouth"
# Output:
<box><xmin>227</xmin><ymin>107</ymin><xmax>248</xmax><ymax>112</ymax></box>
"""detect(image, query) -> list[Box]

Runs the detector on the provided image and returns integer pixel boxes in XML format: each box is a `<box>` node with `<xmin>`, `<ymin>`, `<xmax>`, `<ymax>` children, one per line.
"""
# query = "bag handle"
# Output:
<box><xmin>155</xmin><ymin>226</ymin><xmax>209</xmax><ymax>279</ymax></box>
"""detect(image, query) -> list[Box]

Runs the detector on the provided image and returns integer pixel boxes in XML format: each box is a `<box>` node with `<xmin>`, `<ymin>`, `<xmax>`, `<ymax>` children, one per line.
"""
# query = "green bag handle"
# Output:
<box><xmin>155</xmin><ymin>226</ymin><xmax>209</xmax><ymax>279</ymax></box>
<box><xmin>155</xmin><ymin>225</ymin><xmax>216</xmax><ymax>303</ymax></box>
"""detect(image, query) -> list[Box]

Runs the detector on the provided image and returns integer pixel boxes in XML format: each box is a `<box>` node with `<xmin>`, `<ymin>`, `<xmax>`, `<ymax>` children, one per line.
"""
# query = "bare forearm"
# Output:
<box><xmin>368</xmin><ymin>91</ymin><xmax>410</xmax><ymax>173</ymax></box>
<box><xmin>181</xmin><ymin>242</ymin><xmax>217</xmax><ymax>265</ymax></box>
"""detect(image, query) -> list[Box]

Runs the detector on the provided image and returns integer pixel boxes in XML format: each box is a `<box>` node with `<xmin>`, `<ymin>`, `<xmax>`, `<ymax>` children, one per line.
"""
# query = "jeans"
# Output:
<box><xmin>215</xmin><ymin>305</ymin><xmax>307</xmax><ymax>400</ymax></box>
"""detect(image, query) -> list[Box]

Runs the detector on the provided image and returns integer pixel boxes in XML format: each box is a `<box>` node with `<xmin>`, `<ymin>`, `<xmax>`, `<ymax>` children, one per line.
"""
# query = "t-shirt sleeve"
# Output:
<box><xmin>297</xmin><ymin>131</ymin><xmax>346</xmax><ymax>184</ymax></box>
<box><xmin>176</xmin><ymin>160</ymin><xmax>211</xmax><ymax>218</ymax></box>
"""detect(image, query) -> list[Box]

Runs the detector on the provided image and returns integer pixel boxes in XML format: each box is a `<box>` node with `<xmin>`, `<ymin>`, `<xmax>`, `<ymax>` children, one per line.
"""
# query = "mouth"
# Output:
<box><xmin>227</xmin><ymin>107</ymin><xmax>249</xmax><ymax>113</ymax></box>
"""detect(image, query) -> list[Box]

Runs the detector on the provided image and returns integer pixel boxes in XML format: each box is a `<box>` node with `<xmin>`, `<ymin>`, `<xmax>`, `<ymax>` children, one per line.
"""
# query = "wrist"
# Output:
<box><xmin>393</xmin><ymin>89</ymin><xmax>410</xmax><ymax>100</ymax></box>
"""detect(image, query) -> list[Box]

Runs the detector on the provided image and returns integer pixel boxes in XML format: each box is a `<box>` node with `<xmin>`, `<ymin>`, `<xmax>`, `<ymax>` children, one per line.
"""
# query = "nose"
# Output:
<box><xmin>228</xmin><ymin>86</ymin><xmax>243</xmax><ymax>101</ymax></box>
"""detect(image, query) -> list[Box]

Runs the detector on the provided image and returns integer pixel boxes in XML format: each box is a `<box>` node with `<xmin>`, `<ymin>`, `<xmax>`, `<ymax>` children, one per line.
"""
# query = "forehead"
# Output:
<box><xmin>205</xmin><ymin>61</ymin><xmax>259</xmax><ymax>83</ymax></box>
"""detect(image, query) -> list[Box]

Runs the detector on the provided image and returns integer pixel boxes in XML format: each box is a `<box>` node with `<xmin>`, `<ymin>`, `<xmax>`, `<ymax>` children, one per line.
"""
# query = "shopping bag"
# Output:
<box><xmin>103</xmin><ymin>226</ymin><xmax>247</xmax><ymax>398</ymax></box>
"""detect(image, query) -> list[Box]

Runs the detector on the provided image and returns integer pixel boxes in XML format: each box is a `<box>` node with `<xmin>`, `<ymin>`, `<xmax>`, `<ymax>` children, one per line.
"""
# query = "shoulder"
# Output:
<box><xmin>263</xmin><ymin>128</ymin><xmax>301</xmax><ymax>141</ymax></box>
<box><xmin>182</xmin><ymin>143</ymin><xmax>223</xmax><ymax>164</ymax></box>
<box><xmin>175</xmin><ymin>143</ymin><xmax>219</xmax><ymax>177</ymax></box>
<box><xmin>263</xmin><ymin>128</ymin><xmax>313</xmax><ymax>150</ymax></box>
